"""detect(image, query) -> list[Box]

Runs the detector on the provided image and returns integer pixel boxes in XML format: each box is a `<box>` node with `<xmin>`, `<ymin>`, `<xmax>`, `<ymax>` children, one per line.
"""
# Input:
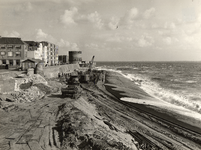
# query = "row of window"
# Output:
<box><xmin>0</xmin><ymin>45</ymin><xmax>22</xmax><ymax>49</ymax></box>
<box><xmin>0</xmin><ymin>51</ymin><xmax>21</xmax><ymax>57</ymax></box>
<box><xmin>1</xmin><ymin>59</ymin><xmax>21</xmax><ymax>65</ymax></box>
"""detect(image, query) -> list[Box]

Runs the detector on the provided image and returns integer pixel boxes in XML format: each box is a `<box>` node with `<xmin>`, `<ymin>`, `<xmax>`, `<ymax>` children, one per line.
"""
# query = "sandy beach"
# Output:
<box><xmin>103</xmin><ymin>71</ymin><xmax>201</xmax><ymax>133</ymax></box>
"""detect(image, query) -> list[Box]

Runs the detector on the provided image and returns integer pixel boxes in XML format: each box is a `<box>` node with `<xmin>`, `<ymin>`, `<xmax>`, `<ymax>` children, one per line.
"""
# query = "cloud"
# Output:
<box><xmin>60</xmin><ymin>8</ymin><xmax>103</xmax><ymax>29</ymax></box>
<box><xmin>108</xmin><ymin>17</ymin><xmax>119</xmax><ymax>30</ymax></box>
<box><xmin>86</xmin><ymin>11</ymin><xmax>104</xmax><ymax>29</ymax></box>
<box><xmin>60</xmin><ymin>0</ymin><xmax>93</xmax><ymax>5</ymax></box>
<box><xmin>36</xmin><ymin>29</ymin><xmax>48</xmax><ymax>40</ymax></box>
<box><xmin>60</xmin><ymin>7</ymin><xmax>78</xmax><ymax>26</ymax></box>
<box><xmin>164</xmin><ymin>22</ymin><xmax>176</xmax><ymax>29</ymax></box>
<box><xmin>143</xmin><ymin>7</ymin><xmax>156</xmax><ymax>19</ymax></box>
<box><xmin>35</xmin><ymin>29</ymin><xmax>55</xmax><ymax>42</ymax></box>
<box><xmin>58</xmin><ymin>39</ymin><xmax>79</xmax><ymax>51</ymax></box>
<box><xmin>14</xmin><ymin>2</ymin><xmax>33</xmax><ymax>13</ymax></box>
<box><xmin>3</xmin><ymin>31</ymin><xmax>20</xmax><ymax>37</ymax></box>
<box><xmin>57</xmin><ymin>39</ymin><xmax>70</xmax><ymax>47</ymax></box>
<box><xmin>163</xmin><ymin>37</ymin><xmax>172</xmax><ymax>45</ymax></box>
<box><xmin>138</xmin><ymin>34</ymin><xmax>154</xmax><ymax>47</ymax></box>
<box><xmin>71</xmin><ymin>43</ymin><xmax>79</xmax><ymax>51</ymax></box>
<box><xmin>85</xmin><ymin>43</ymin><xmax>99</xmax><ymax>48</ymax></box>
<box><xmin>107</xmin><ymin>35</ymin><xmax>133</xmax><ymax>42</ymax></box>
<box><xmin>122</xmin><ymin>7</ymin><xmax>138</xmax><ymax>25</ymax></box>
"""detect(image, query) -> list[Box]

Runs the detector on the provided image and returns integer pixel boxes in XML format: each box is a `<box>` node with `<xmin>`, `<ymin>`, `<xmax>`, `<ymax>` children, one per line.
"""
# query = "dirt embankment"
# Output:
<box><xmin>0</xmin><ymin>73</ymin><xmax>138</xmax><ymax>150</ymax></box>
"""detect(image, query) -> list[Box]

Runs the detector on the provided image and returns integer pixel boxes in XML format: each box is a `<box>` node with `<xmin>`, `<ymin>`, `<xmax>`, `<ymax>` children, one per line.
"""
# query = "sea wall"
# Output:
<box><xmin>43</xmin><ymin>64</ymin><xmax>80</xmax><ymax>78</ymax></box>
<box><xmin>0</xmin><ymin>64</ymin><xmax>80</xmax><ymax>93</ymax></box>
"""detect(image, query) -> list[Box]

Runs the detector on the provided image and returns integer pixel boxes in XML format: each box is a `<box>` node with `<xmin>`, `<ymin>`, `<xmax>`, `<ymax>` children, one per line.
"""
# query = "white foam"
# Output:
<box><xmin>96</xmin><ymin>66</ymin><xmax>201</xmax><ymax>113</ymax></box>
<box><xmin>120</xmin><ymin>97</ymin><xmax>201</xmax><ymax>121</ymax></box>
<box><xmin>186</xmin><ymin>80</ymin><xmax>197</xmax><ymax>83</ymax></box>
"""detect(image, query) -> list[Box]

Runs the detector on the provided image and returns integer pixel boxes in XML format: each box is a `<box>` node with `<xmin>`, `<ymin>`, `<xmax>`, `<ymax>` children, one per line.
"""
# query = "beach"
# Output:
<box><xmin>0</xmin><ymin>70</ymin><xmax>201</xmax><ymax>150</ymax></box>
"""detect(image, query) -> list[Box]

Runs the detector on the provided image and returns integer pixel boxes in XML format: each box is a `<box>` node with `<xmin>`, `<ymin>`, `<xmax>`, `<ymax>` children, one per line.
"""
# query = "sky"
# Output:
<box><xmin>0</xmin><ymin>0</ymin><xmax>201</xmax><ymax>61</ymax></box>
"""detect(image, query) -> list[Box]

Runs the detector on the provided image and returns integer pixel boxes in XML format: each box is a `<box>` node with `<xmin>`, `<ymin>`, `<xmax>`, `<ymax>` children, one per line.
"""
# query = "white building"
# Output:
<box><xmin>25</xmin><ymin>41</ymin><xmax>43</xmax><ymax>60</ymax></box>
<box><xmin>25</xmin><ymin>41</ymin><xmax>59</xmax><ymax>66</ymax></box>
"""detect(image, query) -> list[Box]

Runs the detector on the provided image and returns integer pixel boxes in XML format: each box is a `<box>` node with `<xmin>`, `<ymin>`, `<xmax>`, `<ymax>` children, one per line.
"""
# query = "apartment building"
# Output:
<box><xmin>58</xmin><ymin>55</ymin><xmax>68</xmax><ymax>64</ymax></box>
<box><xmin>0</xmin><ymin>37</ymin><xmax>27</xmax><ymax>66</ymax></box>
<box><xmin>25</xmin><ymin>41</ymin><xmax>59</xmax><ymax>66</ymax></box>
<box><xmin>24</xmin><ymin>41</ymin><xmax>43</xmax><ymax>60</ymax></box>
<box><xmin>41</xmin><ymin>41</ymin><xmax>59</xmax><ymax>66</ymax></box>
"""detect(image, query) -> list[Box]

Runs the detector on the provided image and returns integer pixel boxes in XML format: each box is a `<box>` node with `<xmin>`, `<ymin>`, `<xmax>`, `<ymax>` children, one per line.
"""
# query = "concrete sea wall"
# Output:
<box><xmin>43</xmin><ymin>64</ymin><xmax>80</xmax><ymax>78</ymax></box>
<box><xmin>0</xmin><ymin>64</ymin><xmax>80</xmax><ymax>93</ymax></box>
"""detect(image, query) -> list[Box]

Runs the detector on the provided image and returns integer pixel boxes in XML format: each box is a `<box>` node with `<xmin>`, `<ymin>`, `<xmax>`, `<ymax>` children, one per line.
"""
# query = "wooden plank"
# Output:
<box><xmin>28</xmin><ymin>140</ymin><xmax>43</xmax><ymax>150</ymax></box>
<box><xmin>16</xmin><ymin>134</ymin><xmax>33</xmax><ymax>144</ymax></box>
<box><xmin>6</xmin><ymin>129</ymin><xmax>24</xmax><ymax>139</ymax></box>
<box><xmin>39</xmin><ymin>114</ymin><xmax>50</xmax><ymax>128</ymax></box>
<box><xmin>39</xmin><ymin>126</ymin><xmax>51</xmax><ymax>149</ymax></box>
<box><xmin>31</xmin><ymin>127</ymin><xmax>44</xmax><ymax>142</ymax></box>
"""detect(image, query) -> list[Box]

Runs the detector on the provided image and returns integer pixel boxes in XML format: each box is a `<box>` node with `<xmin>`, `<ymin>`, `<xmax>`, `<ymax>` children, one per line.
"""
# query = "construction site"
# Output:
<box><xmin>0</xmin><ymin>51</ymin><xmax>201</xmax><ymax>150</ymax></box>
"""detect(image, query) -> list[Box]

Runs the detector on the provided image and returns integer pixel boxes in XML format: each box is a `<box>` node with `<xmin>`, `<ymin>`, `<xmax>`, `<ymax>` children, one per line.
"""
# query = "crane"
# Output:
<box><xmin>89</xmin><ymin>56</ymin><xmax>95</xmax><ymax>71</ymax></box>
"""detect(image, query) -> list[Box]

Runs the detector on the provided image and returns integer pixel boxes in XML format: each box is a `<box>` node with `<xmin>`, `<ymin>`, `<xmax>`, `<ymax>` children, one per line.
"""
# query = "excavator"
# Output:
<box><xmin>79</xmin><ymin>56</ymin><xmax>95</xmax><ymax>83</ymax></box>
<box><xmin>61</xmin><ymin>56</ymin><xmax>95</xmax><ymax>98</ymax></box>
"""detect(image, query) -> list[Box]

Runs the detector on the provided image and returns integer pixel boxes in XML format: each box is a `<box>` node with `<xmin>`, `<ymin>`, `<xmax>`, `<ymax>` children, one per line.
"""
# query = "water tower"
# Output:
<box><xmin>69</xmin><ymin>51</ymin><xmax>82</xmax><ymax>64</ymax></box>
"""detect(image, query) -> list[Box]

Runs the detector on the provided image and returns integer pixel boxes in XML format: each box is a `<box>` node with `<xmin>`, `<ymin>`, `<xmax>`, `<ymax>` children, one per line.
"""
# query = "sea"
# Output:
<box><xmin>96</xmin><ymin>61</ymin><xmax>201</xmax><ymax>114</ymax></box>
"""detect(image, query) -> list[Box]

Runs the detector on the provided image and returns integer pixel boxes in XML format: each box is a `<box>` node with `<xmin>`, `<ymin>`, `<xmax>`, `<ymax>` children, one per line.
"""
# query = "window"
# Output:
<box><xmin>7</xmin><ymin>45</ymin><xmax>13</xmax><ymax>49</ymax></box>
<box><xmin>8</xmin><ymin>51</ymin><xmax>13</xmax><ymax>57</ymax></box>
<box><xmin>9</xmin><ymin>60</ymin><xmax>13</xmax><ymax>66</ymax></box>
<box><xmin>16</xmin><ymin>51</ymin><xmax>21</xmax><ymax>57</ymax></box>
<box><xmin>16</xmin><ymin>59</ymin><xmax>20</xmax><ymax>65</ymax></box>
<box><xmin>0</xmin><ymin>51</ymin><xmax>6</xmax><ymax>56</ymax></box>
<box><xmin>16</xmin><ymin>45</ymin><xmax>21</xmax><ymax>49</ymax></box>
<box><xmin>1</xmin><ymin>45</ymin><xmax>5</xmax><ymax>49</ymax></box>
<box><xmin>2</xmin><ymin>60</ymin><xmax>6</xmax><ymax>64</ymax></box>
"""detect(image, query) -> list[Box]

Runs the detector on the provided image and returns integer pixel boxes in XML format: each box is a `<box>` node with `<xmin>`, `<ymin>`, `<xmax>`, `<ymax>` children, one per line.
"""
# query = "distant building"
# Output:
<box><xmin>41</xmin><ymin>41</ymin><xmax>59</xmax><ymax>66</ymax></box>
<box><xmin>69</xmin><ymin>51</ymin><xmax>82</xmax><ymax>64</ymax></box>
<box><xmin>58</xmin><ymin>55</ymin><xmax>68</xmax><ymax>64</ymax></box>
<box><xmin>0</xmin><ymin>37</ymin><xmax>28</xmax><ymax>67</ymax></box>
<box><xmin>24</xmin><ymin>41</ymin><xmax>43</xmax><ymax>60</ymax></box>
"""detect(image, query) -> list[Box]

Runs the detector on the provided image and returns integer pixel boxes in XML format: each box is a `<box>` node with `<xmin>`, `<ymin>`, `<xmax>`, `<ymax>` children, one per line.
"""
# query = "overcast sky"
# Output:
<box><xmin>0</xmin><ymin>0</ymin><xmax>201</xmax><ymax>61</ymax></box>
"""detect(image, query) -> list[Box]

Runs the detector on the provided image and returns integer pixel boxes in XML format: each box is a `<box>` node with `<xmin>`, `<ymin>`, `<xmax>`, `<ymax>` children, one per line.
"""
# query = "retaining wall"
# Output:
<box><xmin>43</xmin><ymin>64</ymin><xmax>80</xmax><ymax>78</ymax></box>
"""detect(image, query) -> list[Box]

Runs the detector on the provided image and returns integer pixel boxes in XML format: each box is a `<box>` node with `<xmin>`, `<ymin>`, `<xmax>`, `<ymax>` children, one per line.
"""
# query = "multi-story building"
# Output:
<box><xmin>0</xmin><ymin>37</ymin><xmax>27</xmax><ymax>66</ymax></box>
<box><xmin>58</xmin><ymin>55</ymin><xmax>68</xmax><ymax>64</ymax></box>
<box><xmin>41</xmin><ymin>41</ymin><xmax>59</xmax><ymax>66</ymax></box>
<box><xmin>25</xmin><ymin>41</ymin><xmax>59</xmax><ymax>66</ymax></box>
<box><xmin>24</xmin><ymin>41</ymin><xmax>43</xmax><ymax>60</ymax></box>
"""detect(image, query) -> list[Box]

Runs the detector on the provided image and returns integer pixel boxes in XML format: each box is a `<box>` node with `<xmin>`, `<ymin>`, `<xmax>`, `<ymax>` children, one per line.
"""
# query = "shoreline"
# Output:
<box><xmin>103</xmin><ymin>71</ymin><xmax>201</xmax><ymax>134</ymax></box>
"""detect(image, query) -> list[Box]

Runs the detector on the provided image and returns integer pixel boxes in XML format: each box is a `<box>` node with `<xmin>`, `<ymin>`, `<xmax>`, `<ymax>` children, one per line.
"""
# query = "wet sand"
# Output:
<box><xmin>100</xmin><ymin>71</ymin><xmax>201</xmax><ymax>149</ymax></box>
<box><xmin>104</xmin><ymin>84</ymin><xmax>201</xmax><ymax>134</ymax></box>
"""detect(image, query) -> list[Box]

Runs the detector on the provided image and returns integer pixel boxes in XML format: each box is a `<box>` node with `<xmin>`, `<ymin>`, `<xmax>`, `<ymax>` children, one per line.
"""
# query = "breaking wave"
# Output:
<box><xmin>96</xmin><ymin>66</ymin><xmax>201</xmax><ymax>114</ymax></box>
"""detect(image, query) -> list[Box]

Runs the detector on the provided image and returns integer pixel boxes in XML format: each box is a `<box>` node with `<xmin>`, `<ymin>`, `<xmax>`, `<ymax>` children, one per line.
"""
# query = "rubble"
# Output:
<box><xmin>10</xmin><ymin>86</ymin><xmax>45</xmax><ymax>103</ymax></box>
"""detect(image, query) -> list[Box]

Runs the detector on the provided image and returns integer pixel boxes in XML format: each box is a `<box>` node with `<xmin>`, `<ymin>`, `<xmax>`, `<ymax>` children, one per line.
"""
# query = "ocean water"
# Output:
<box><xmin>96</xmin><ymin>61</ymin><xmax>201</xmax><ymax>113</ymax></box>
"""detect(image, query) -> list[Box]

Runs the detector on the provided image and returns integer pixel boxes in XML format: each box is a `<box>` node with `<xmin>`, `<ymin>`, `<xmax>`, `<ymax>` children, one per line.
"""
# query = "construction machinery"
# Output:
<box><xmin>88</xmin><ymin>56</ymin><xmax>95</xmax><ymax>71</ymax></box>
<box><xmin>79</xmin><ymin>56</ymin><xmax>95</xmax><ymax>83</ymax></box>
<box><xmin>61</xmin><ymin>72</ymin><xmax>81</xmax><ymax>99</ymax></box>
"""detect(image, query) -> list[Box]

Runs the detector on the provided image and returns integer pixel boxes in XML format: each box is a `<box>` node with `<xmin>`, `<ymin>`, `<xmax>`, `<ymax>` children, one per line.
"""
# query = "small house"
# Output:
<box><xmin>21</xmin><ymin>59</ymin><xmax>44</xmax><ymax>71</ymax></box>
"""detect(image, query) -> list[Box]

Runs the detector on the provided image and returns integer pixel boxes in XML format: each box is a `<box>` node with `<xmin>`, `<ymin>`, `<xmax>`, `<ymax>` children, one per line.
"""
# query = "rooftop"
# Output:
<box><xmin>24</xmin><ymin>41</ymin><xmax>40</xmax><ymax>46</ymax></box>
<box><xmin>0</xmin><ymin>37</ymin><xmax>24</xmax><ymax>44</ymax></box>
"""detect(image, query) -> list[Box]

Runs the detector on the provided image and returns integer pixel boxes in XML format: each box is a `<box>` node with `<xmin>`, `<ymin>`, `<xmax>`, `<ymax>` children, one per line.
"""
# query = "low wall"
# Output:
<box><xmin>43</xmin><ymin>64</ymin><xmax>80</xmax><ymax>78</ymax></box>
